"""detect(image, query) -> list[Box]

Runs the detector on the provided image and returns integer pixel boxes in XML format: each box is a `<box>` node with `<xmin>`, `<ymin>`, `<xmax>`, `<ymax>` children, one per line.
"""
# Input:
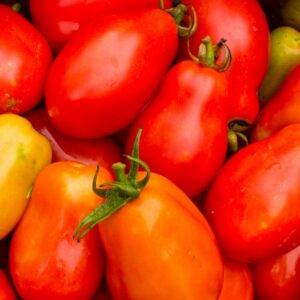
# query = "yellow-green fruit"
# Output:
<box><xmin>281</xmin><ymin>0</ymin><xmax>300</xmax><ymax>31</ymax></box>
<box><xmin>0</xmin><ymin>113</ymin><xmax>52</xmax><ymax>239</ymax></box>
<box><xmin>258</xmin><ymin>26</ymin><xmax>300</xmax><ymax>105</ymax></box>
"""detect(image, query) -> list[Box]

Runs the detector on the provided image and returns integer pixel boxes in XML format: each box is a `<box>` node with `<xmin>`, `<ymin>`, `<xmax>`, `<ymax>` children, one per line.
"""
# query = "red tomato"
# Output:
<box><xmin>218</xmin><ymin>257</ymin><xmax>254</xmax><ymax>300</ymax></box>
<box><xmin>30</xmin><ymin>0</ymin><xmax>172</xmax><ymax>54</ymax></box>
<box><xmin>0</xmin><ymin>4</ymin><xmax>52</xmax><ymax>114</ymax></box>
<box><xmin>252</xmin><ymin>245</ymin><xmax>300</xmax><ymax>300</ymax></box>
<box><xmin>126</xmin><ymin>59</ymin><xmax>229</xmax><ymax>198</ymax></box>
<box><xmin>204</xmin><ymin>124</ymin><xmax>300</xmax><ymax>262</ymax></box>
<box><xmin>177</xmin><ymin>0</ymin><xmax>270</xmax><ymax>124</ymax></box>
<box><xmin>98</xmin><ymin>172</ymin><xmax>223</xmax><ymax>299</ymax></box>
<box><xmin>24</xmin><ymin>105</ymin><xmax>123</xmax><ymax>174</ymax></box>
<box><xmin>10</xmin><ymin>162</ymin><xmax>112</xmax><ymax>300</ymax></box>
<box><xmin>45</xmin><ymin>8</ymin><xmax>178</xmax><ymax>139</ymax></box>
<box><xmin>252</xmin><ymin>64</ymin><xmax>300</xmax><ymax>142</ymax></box>
<box><xmin>0</xmin><ymin>269</ymin><xmax>18</xmax><ymax>300</ymax></box>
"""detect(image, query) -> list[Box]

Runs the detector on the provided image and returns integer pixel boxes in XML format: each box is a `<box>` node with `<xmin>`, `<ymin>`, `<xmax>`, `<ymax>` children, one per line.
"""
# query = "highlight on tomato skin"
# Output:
<box><xmin>251</xmin><ymin>245</ymin><xmax>300</xmax><ymax>300</ymax></box>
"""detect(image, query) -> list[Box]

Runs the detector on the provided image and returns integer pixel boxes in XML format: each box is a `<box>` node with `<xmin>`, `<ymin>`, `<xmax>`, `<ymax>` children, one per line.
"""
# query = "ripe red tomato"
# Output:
<box><xmin>126</xmin><ymin>59</ymin><xmax>229</xmax><ymax>198</ymax></box>
<box><xmin>252</xmin><ymin>63</ymin><xmax>300</xmax><ymax>142</ymax></box>
<box><xmin>10</xmin><ymin>162</ymin><xmax>112</xmax><ymax>300</ymax></box>
<box><xmin>218</xmin><ymin>257</ymin><xmax>254</xmax><ymax>300</ymax></box>
<box><xmin>45</xmin><ymin>8</ymin><xmax>178</xmax><ymax>139</ymax></box>
<box><xmin>29</xmin><ymin>0</ymin><xmax>172</xmax><ymax>54</ymax></box>
<box><xmin>0</xmin><ymin>4</ymin><xmax>52</xmax><ymax>114</ymax></box>
<box><xmin>24</xmin><ymin>105</ymin><xmax>123</xmax><ymax>175</ymax></box>
<box><xmin>0</xmin><ymin>269</ymin><xmax>18</xmax><ymax>300</ymax></box>
<box><xmin>204</xmin><ymin>124</ymin><xmax>300</xmax><ymax>262</ymax></box>
<box><xmin>252</xmin><ymin>245</ymin><xmax>300</xmax><ymax>300</ymax></box>
<box><xmin>177</xmin><ymin>0</ymin><xmax>270</xmax><ymax>124</ymax></box>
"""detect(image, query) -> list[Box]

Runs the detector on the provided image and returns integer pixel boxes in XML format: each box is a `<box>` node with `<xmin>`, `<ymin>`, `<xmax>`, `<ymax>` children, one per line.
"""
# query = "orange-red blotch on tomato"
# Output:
<box><xmin>45</xmin><ymin>8</ymin><xmax>178</xmax><ymax>139</ymax></box>
<box><xmin>9</xmin><ymin>162</ymin><xmax>112</xmax><ymax>300</ymax></box>
<box><xmin>204</xmin><ymin>124</ymin><xmax>300</xmax><ymax>262</ymax></box>
<box><xmin>0</xmin><ymin>4</ymin><xmax>52</xmax><ymax>114</ymax></box>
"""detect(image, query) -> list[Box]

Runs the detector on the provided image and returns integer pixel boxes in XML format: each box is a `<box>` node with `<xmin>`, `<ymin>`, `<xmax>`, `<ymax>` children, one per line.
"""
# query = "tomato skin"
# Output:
<box><xmin>126</xmin><ymin>60</ymin><xmax>228</xmax><ymax>198</ymax></box>
<box><xmin>0</xmin><ymin>4</ymin><xmax>52</xmax><ymax>114</ymax></box>
<box><xmin>204</xmin><ymin>124</ymin><xmax>300</xmax><ymax>262</ymax></box>
<box><xmin>29</xmin><ymin>0</ymin><xmax>172</xmax><ymax>54</ymax></box>
<box><xmin>252</xmin><ymin>63</ymin><xmax>300</xmax><ymax>142</ymax></box>
<box><xmin>98</xmin><ymin>172</ymin><xmax>223</xmax><ymax>300</ymax></box>
<box><xmin>178</xmin><ymin>0</ymin><xmax>270</xmax><ymax>123</ymax></box>
<box><xmin>0</xmin><ymin>269</ymin><xmax>18</xmax><ymax>300</ymax></box>
<box><xmin>252</xmin><ymin>245</ymin><xmax>300</xmax><ymax>300</ymax></box>
<box><xmin>9</xmin><ymin>162</ymin><xmax>112</xmax><ymax>300</ymax></box>
<box><xmin>45</xmin><ymin>9</ymin><xmax>178</xmax><ymax>139</ymax></box>
<box><xmin>218</xmin><ymin>257</ymin><xmax>254</xmax><ymax>300</ymax></box>
<box><xmin>24</xmin><ymin>106</ymin><xmax>123</xmax><ymax>174</ymax></box>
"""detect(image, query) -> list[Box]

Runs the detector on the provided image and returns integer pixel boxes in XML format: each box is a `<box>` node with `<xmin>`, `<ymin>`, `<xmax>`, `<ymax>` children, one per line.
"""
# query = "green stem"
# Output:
<box><xmin>12</xmin><ymin>2</ymin><xmax>21</xmax><ymax>12</ymax></box>
<box><xmin>73</xmin><ymin>128</ymin><xmax>150</xmax><ymax>242</ymax></box>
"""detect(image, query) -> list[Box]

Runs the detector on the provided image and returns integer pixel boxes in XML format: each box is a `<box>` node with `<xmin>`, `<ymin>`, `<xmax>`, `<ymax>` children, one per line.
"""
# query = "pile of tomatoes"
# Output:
<box><xmin>0</xmin><ymin>0</ymin><xmax>300</xmax><ymax>299</ymax></box>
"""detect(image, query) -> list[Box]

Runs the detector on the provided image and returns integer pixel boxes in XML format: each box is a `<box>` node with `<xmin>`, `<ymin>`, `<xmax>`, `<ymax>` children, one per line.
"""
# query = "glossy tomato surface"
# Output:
<box><xmin>0</xmin><ymin>4</ymin><xmax>52</xmax><ymax>114</ymax></box>
<box><xmin>45</xmin><ymin>9</ymin><xmax>178</xmax><ymax>139</ymax></box>
<box><xmin>204</xmin><ymin>124</ymin><xmax>300</xmax><ymax>262</ymax></box>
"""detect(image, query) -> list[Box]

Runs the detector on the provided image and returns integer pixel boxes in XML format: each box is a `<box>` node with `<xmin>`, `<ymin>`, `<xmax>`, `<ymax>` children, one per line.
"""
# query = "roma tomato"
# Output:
<box><xmin>24</xmin><ymin>105</ymin><xmax>123</xmax><ymax>175</ymax></box>
<box><xmin>0</xmin><ymin>269</ymin><xmax>18</xmax><ymax>300</ymax></box>
<box><xmin>10</xmin><ymin>161</ymin><xmax>112</xmax><ymax>300</ymax></box>
<box><xmin>177</xmin><ymin>0</ymin><xmax>270</xmax><ymax>123</ymax></box>
<box><xmin>45</xmin><ymin>8</ymin><xmax>179</xmax><ymax>139</ymax></box>
<box><xmin>0</xmin><ymin>113</ymin><xmax>51</xmax><ymax>239</ymax></box>
<box><xmin>204</xmin><ymin>124</ymin><xmax>300</xmax><ymax>262</ymax></box>
<box><xmin>252</xmin><ymin>245</ymin><xmax>300</xmax><ymax>300</ymax></box>
<box><xmin>126</xmin><ymin>57</ymin><xmax>229</xmax><ymax>198</ymax></box>
<box><xmin>29</xmin><ymin>0</ymin><xmax>172</xmax><ymax>54</ymax></box>
<box><xmin>252</xmin><ymin>63</ymin><xmax>300</xmax><ymax>142</ymax></box>
<box><xmin>74</xmin><ymin>134</ymin><xmax>224</xmax><ymax>300</ymax></box>
<box><xmin>0</xmin><ymin>4</ymin><xmax>52</xmax><ymax>114</ymax></box>
<box><xmin>218</xmin><ymin>257</ymin><xmax>254</xmax><ymax>300</ymax></box>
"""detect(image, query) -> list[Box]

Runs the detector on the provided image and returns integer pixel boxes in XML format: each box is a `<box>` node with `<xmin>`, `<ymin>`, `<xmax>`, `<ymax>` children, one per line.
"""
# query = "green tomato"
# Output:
<box><xmin>259</xmin><ymin>26</ymin><xmax>300</xmax><ymax>105</ymax></box>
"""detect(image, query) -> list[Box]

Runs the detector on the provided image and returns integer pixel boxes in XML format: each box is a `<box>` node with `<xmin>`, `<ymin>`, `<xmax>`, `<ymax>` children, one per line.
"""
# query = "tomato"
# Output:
<box><xmin>0</xmin><ymin>4</ymin><xmax>52</xmax><ymax>114</ymax></box>
<box><xmin>252</xmin><ymin>245</ymin><xmax>300</xmax><ymax>300</ymax></box>
<box><xmin>45</xmin><ymin>8</ymin><xmax>179</xmax><ymax>139</ymax></box>
<box><xmin>29</xmin><ymin>0</ymin><xmax>172</xmax><ymax>55</ymax></box>
<box><xmin>74</xmin><ymin>134</ymin><xmax>224</xmax><ymax>300</ymax></box>
<box><xmin>0</xmin><ymin>269</ymin><xmax>18</xmax><ymax>300</ymax></box>
<box><xmin>204</xmin><ymin>124</ymin><xmax>300</xmax><ymax>262</ymax></box>
<box><xmin>125</xmin><ymin>57</ymin><xmax>229</xmax><ymax>198</ymax></box>
<box><xmin>10</xmin><ymin>161</ymin><xmax>112</xmax><ymax>300</ymax></box>
<box><xmin>258</xmin><ymin>26</ymin><xmax>300</xmax><ymax>105</ymax></box>
<box><xmin>218</xmin><ymin>257</ymin><xmax>254</xmax><ymax>300</ymax></box>
<box><xmin>252</xmin><ymin>63</ymin><xmax>300</xmax><ymax>142</ymax></box>
<box><xmin>0</xmin><ymin>113</ymin><xmax>51</xmax><ymax>239</ymax></box>
<box><xmin>177</xmin><ymin>0</ymin><xmax>270</xmax><ymax>124</ymax></box>
<box><xmin>24</xmin><ymin>105</ymin><xmax>123</xmax><ymax>175</ymax></box>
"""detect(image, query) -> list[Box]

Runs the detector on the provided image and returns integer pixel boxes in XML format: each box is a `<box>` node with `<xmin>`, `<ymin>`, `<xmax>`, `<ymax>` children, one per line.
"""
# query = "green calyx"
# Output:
<box><xmin>188</xmin><ymin>36</ymin><xmax>232</xmax><ymax>72</ymax></box>
<box><xmin>73</xmin><ymin>129</ymin><xmax>150</xmax><ymax>242</ymax></box>
<box><xmin>160</xmin><ymin>0</ymin><xmax>198</xmax><ymax>38</ymax></box>
<box><xmin>228</xmin><ymin>119</ymin><xmax>251</xmax><ymax>154</ymax></box>
<box><xmin>12</xmin><ymin>2</ymin><xmax>22</xmax><ymax>12</ymax></box>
